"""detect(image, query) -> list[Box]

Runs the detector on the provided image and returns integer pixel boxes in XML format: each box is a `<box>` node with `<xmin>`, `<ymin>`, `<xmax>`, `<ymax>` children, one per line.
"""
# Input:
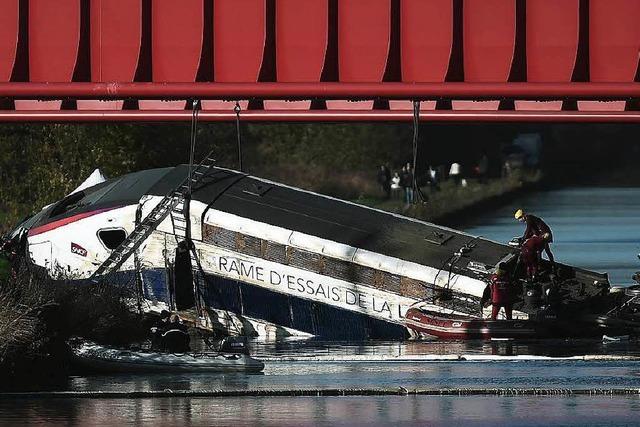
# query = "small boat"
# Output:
<box><xmin>404</xmin><ymin>307</ymin><xmax>547</xmax><ymax>340</ymax></box>
<box><xmin>70</xmin><ymin>340</ymin><xmax>265</xmax><ymax>373</ymax></box>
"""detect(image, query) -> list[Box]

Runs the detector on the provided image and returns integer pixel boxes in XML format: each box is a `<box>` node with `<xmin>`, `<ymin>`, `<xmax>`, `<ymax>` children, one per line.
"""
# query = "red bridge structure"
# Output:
<box><xmin>1</xmin><ymin>0</ymin><xmax>640</xmax><ymax>123</ymax></box>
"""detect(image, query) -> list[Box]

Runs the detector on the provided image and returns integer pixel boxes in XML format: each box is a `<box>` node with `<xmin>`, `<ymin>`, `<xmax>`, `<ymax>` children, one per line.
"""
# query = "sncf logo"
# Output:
<box><xmin>71</xmin><ymin>242</ymin><xmax>88</xmax><ymax>257</ymax></box>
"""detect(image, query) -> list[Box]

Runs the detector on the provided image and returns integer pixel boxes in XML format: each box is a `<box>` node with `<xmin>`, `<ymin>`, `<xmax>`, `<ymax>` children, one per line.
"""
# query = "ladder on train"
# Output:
<box><xmin>90</xmin><ymin>153</ymin><xmax>217</xmax><ymax>280</ymax></box>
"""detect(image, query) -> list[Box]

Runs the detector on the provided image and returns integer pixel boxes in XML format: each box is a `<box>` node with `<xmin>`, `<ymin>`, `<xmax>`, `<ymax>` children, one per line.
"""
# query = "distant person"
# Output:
<box><xmin>489</xmin><ymin>263</ymin><xmax>513</xmax><ymax>320</ymax></box>
<box><xmin>502</xmin><ymin>160</ymin><xmax>512</xmax><ymax>177</ymax></box>
<box><xmin>385</xmin><ymin>164</ymin><xmax>392</xmax><ymax>186</ymax></box>
<box><xmin>150</xmin><ymin>310</ymin><xmax>171</xmax><ymax>349</ymax></box>
<box><xmin>449</xmin><ymin>162</ymin><xmax>461</xmax><ymax>186</ymax></box>
<box><xmin>514</xmin><ymin>209</ymin><xmax>555</xmax><ymax>266</ymax></box>
<box><xmin>475</xmin><ymin>154</ymin><xmax>488</xmax><ymax>184</ymax></box>
<box><xmin>401</xmin><ymin>164</ymin><xmax>414</xmax><ymax>204</ymax></box>
<box><xmin>406</xmin><ymin>165</ymin><xmax>414</xmax><ymax>204</ymax></box>
<box><xmin>151</xmin><ymin>311</ymin><xmax>190</xmax><ymax>353</ymax></box>
<box><xmin>390</xmin><ymin>172</ymin><xmax>401</xmax><ymax>199</ymax></box>
<box><xmin>428</xmin><ymin>165</ymin><xmax>440</xmax><ymax>192</ymax></box>
<box><xmin>377</xmin><ymin>165</ymin><xmax>391</xmax><ymax>199</ymax></box>
<box><xmin>520</xmin><ymin>233</ymin><xmax>552</xmax><ymax>280</ymax></box>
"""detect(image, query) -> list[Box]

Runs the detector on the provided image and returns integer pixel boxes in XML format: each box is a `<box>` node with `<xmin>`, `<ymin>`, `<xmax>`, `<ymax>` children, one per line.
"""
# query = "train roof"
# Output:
<box><xmin>25</xmin><ymin>164</ymin><xmax>606</xmax><ymax>283</ymax></box>
<box><xmin>149</xmin><ymin>166</ymin><xmax>516</xmax><ymax>270</ymax></box>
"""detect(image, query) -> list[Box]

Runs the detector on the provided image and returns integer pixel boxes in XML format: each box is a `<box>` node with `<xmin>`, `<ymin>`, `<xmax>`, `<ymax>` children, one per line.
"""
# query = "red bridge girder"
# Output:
<box><xmin>0</xmin><ymin>0</ymin><xmax>639</xmax><ymax>123</ymax></box>
<box><xmin>2</xmin><ymin>109</ymin><xmax>640</xmax><ymax>124</ymax></box>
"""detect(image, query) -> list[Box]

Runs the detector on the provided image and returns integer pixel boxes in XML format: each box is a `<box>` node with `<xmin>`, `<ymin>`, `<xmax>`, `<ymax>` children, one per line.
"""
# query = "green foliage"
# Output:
<box><xmin>248</xmin><ymin>123</ymin><xmax>411</xmax><ymax>171</ymax></box>
<box><xmin>0</xmin><ymin>124</ymin><xmax>143</xmax><ymax>229</ymax></box>
<box><xmin>0</xmin><ymin>122</ymin><xmax>415</xmax><ymax>231</ymax></box>
<box><xmin>0</xmin><ymin>123</ymin><xmax>240</xmax><ymax>231</ymax></box>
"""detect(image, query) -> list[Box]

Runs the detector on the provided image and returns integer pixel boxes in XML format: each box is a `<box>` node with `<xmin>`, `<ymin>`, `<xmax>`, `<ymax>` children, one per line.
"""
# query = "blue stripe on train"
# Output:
<box><xmin>204</xmin><ymin>274</ymin><xmax>408</xmax><ymax>340</ymax></box>
<box><xmin>139</xmin><ymin>268</ymin><xmax>407</xmax><ymax>340</ymax></box>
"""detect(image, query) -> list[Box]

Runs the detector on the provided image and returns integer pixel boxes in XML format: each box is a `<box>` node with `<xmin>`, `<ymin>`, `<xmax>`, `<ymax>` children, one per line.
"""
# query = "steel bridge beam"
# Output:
<box><xmin>2</xmin><ymin>110</ymin><xmax>640</xmax><ymax>123</ymax></box>
<box><xmin>2</xmin><ymin>82</ymin><xmax>640</xmax><ymax>100</ymax></box>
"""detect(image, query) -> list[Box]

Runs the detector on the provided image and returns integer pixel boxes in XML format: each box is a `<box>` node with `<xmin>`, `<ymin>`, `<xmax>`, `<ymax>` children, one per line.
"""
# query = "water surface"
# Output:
<box><xmin>2</xmin><ymin>187</ymin><xmax>640</xmax><ymax>425</ymax></box>
<box><xmin>463</xmin><ymin>187</ymin><xmax>640</xmax><ymax>284</ymax></box>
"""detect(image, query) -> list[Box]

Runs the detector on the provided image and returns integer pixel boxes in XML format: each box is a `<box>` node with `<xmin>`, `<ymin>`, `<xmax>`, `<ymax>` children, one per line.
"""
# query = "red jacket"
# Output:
<box><xmin>522</xmin><ymin>234</ymin><xmax>546</xmax><ymax>255</ymax></box>
<box><xmin>490</xmin><ymin>273</ymin><xmax>511</xmax><ymax>304</ymax></box>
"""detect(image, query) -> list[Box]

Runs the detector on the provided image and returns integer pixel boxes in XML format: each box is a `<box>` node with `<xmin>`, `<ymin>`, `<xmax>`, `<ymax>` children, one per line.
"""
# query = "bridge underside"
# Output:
<box><xmin>4</xmin><ymin>110</ymin><xmax>640</xmax><ymax>123</ymax></box>
<box><xmin>1</xmin><ymin>1</ymin><xmax>640</xmax><ymax>123</ymax></box>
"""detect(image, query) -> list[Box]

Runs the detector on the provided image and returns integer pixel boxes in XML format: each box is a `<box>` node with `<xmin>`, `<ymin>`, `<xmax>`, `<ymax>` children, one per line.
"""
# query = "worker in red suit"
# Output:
<box><xmin>520</xmin><ymin>232</ymin><xmax>552</xmax><ymax>280</ymax></box>
<box><xmin>515</xmin><ymin>209</ymin><xmax>555</xmax><ymax>266</ymax></box>
<box><xmin>489</xmin><ymin>263</ymin><xmax>513</xmax><ymax>320</ymax></box>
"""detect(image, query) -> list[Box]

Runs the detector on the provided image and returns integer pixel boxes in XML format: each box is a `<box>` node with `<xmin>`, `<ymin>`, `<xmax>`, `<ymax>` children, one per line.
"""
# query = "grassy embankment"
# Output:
<box><xmin>255</xmin><ymin>163</ymin><xmax>541</xmax><ymax>225</ymax></box>
<box><xmin>356</xmin><ymin>170</ymin><xmax>541</xmax><ymax>224</ymax></box>
<box><xmin>0</xmin><ymin>263</ymin><xmax>149</xmax><ymax>386</ymax></box>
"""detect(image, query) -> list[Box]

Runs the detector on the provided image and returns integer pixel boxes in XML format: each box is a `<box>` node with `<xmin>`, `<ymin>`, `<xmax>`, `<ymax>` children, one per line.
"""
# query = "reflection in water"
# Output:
<box><xmin>2</xmin><ymin>396</ymin><xmax>640</xmax><ymax>426</ymax></box>
<box><xmin>56</xmin><ymin>355</ymin><xmax>640</xmax><ymax>394</ymax></box>
<box><xmin>250</xmin><ymin>337</ymin><xmax>640</xmax><ymax>360</ymax></box>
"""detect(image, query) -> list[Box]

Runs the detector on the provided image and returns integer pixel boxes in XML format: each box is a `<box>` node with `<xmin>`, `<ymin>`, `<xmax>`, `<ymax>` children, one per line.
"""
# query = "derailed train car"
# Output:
<box><xmin>3</xmin><ymin>166</ymin><xmax>623</xmax><ymax>339</ymax></box>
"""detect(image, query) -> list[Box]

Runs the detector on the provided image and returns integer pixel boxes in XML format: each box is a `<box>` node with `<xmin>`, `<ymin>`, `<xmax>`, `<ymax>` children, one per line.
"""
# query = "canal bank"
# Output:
<box><xmin>359</xmin><ymin>169</ymin><xmax>542</xmax><ymax>227</ymax></box>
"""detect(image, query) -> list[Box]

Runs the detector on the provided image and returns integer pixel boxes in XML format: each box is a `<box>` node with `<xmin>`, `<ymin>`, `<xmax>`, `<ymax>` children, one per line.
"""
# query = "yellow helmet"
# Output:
<box><xmin>514</xmin><ymin>209</ymin><xmax>524</xmax><ymax>220</ymax></box>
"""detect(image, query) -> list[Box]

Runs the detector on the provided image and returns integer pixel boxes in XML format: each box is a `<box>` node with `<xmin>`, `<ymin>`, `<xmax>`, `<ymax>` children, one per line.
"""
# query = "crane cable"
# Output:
<box><xmin>186</xmin><ymin>99</ymin><xmax>242</xmax><ymax>335</ymax></box>
<box><xmin>187</xmin><ymin>99</ymin><xmax>201</xmax><ymax>196</ymax></box>
<box><xmin>411</xmin><ymin>100</ymin><xmax>428</xmax><ymax>203</ymax></box>
<box><xmin>234</xmin><ymin>101</ymin><xmax>244</xmax><ymax>172</ymax></box>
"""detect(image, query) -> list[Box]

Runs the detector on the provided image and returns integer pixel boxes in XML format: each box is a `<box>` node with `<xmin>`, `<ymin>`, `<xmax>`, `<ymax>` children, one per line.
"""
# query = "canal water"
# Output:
<box><xmin>463</xmin><ymin>187</ymin><xmax>640</xmax><ymax>285</ymax></box>
<box><xmin>2</xmin><ymin>187</ymin><xmax>640</xmax><ymax>425</ymax></box>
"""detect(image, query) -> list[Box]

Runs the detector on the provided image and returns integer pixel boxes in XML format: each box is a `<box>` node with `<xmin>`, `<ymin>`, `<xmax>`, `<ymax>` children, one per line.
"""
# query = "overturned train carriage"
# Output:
<box><xmin>15</xmin><ymin>166</ymin><xmax>610</xmax><ymax>339</ymax></box>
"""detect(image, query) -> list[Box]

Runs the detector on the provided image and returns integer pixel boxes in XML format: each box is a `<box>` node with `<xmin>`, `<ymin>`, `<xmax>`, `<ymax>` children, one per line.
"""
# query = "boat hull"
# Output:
<box><xmin>70</xmin><ymin>341</ymin><xmax>265</xmax><ymax>373</ymax></box>
<box><xmin>405</xmin><ymin>308</ymin><xmax>547</xmax><ymax>340</ymax></box>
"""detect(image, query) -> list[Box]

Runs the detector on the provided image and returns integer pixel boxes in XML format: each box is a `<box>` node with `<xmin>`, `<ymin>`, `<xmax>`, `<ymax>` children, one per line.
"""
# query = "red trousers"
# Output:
<box><xmin>521</xmin><ymin>248</ymin><xmax>539</xmax><ymax>279</ymax></box>
<box><xmin>492</xmin><ymin>304</ymin><xmax>513</xmax><ymax>320</ymax></box>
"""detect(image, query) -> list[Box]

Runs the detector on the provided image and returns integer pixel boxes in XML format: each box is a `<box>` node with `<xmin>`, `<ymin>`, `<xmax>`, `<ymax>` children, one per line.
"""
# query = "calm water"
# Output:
<box><xmin>463</xmin><ymin>187</ymin><xmax>640</xmax><ymax>285</ymax></box>
<box><xmin>2</xmin><ymin>395</ymin><xmax>640</xmax><ymax>426</ymax></box>
<box><xmin>2</xmin><ymin>187</ymin><xmax>640</xmax><ymax>425</ymax></box>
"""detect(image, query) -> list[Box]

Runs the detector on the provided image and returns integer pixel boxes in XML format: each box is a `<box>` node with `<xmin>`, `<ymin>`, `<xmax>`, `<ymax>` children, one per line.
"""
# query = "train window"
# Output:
<box><xmin>49</xmin><ymin>192</ymin><xmax>85</xmax><ymax>218</ymax></box>
<box><xmin>98</xmin><ymin>229</ymin><xmax>127</xmax><ymax>250</ymax></box>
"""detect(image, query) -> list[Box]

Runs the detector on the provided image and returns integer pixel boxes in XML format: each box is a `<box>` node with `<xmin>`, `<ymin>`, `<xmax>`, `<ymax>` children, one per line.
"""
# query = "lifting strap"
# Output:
<box><xmin>411</xmin><ymin>100</ymin><xmax>428</xmax><ymax>203</ymax></box>
<box><xmin>234</xmin><ymin>101</ymin><xmax>244</xmax><ymax>172</ymax></box>
<box><xmin>187</xmin><ymin>99</ymin><xmax>201</xmax><ymax>197</ymax></box>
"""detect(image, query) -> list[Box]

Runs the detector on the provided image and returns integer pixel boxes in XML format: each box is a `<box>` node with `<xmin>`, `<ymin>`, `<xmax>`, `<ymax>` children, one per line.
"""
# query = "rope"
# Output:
<box><xmin>133</xmin><ymin>205</ymin><xmax>144</xmax><ymax>314</ymax></box>
<box><xmin>234</xmin><ymin>101</ymin><xmax>243</xmax><ymax>172</ymax></box>
<box><xmin>188</xmin><ymin>242</ymin><xmax>243</xmax><ymax>335</ymax></box>
<box><xmin>411</xmin><ymin>100</ymin><xmax>428</xmax><ymax>203</ymax></box>
<box><xmin>413</xmin><ymin>236</ymin><xmax>482</xmax><ymax>310</ymax></box>
<box><xmin>187</xmin><ymin>99</ymin><xmax>200</xmax><ymax>197</ymax></box>
<box><xmin>180</xmin><ymin>99</ymin><xmax>242</xmax><ymax>335</ymax></box>
<box><xmin>186</xmin><ymin>173</ymin><xmax>248</xmax><ymax>336</ymax></box>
